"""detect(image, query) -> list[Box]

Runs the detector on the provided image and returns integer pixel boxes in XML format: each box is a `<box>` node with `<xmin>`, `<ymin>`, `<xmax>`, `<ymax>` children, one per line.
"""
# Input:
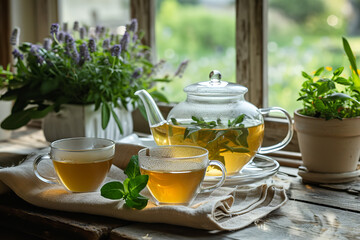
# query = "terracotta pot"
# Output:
<box><xmin>42</xmin><ymin>104</ymin><xmax>133</xmax><ymax>142</ymax></box>
<box><xmin>294</xmin><ymin>110</ymin><xmax>360</xmax><ymax>173</ymax></box>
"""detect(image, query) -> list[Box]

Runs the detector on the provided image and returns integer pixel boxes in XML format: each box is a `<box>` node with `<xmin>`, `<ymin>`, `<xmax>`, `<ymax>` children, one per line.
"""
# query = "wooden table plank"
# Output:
<box><xmin>289</xmin><ymin>178</ymin><xmax>360</xmax><ymax>213</ymax></box>
<box><xmin>0</xmin><ymin>192</ymin><xmax>130</xmax><ymax>240</ymax></box>
<box><xmin>110</xmin><ymin>200</ymin><xmax>360</xmax><ymax>240</ymax></box>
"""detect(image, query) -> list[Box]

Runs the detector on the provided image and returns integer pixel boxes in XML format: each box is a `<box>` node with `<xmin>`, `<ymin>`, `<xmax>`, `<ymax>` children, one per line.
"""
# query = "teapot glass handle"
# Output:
<box><xmin>258</xmin><ymin>107</ymin><xmax>293</xmax><ymax>154</ymax></box>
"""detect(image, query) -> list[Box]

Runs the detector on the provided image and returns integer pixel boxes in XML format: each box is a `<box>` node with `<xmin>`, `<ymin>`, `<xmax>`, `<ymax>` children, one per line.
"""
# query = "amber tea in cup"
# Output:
<box><xmin>138</xmin><ymin>145</ymin><xmax>226</xmax><ymax>206</ymax></box>
<box><xmin>33</xmin><ymin>137</ymin><xmax>115</xmax><ymax>192</ymax></box>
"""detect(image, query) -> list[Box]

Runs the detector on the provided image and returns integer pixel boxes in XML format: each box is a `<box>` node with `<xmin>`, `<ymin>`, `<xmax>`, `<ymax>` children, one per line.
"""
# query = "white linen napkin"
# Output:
<box><xmin>0</xmin><ymin>147</ymin><xmax>287</xmax><ymax>231</ymax></box>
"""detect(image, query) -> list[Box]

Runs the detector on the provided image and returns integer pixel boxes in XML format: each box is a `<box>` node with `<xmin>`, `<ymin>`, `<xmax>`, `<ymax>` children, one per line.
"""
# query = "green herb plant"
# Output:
<box><xmin>0</xmin><ymin>20</ymin><xmax>186</xmax><ymax>131</ymax></box>
<box><xmin>297</xmin><ymin>37</ymin><xmax>360</xmax><ymax>120</ymax></box>
<box><xmin>101</xmin><ymin>155</ymin><xmax>149</xmax><ymax>210</ymax></box>
<box><xmin>171</xmin><ymin>115</ymin><xmax>249</xmax><ymax>164</ymax></box>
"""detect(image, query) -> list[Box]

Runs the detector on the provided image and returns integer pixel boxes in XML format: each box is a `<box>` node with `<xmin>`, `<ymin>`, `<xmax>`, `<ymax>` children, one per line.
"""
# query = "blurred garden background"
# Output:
<box><xmin>155</xmin><ymin>0</ymin><xmax>360</xmax><ymax>115</ymax></box>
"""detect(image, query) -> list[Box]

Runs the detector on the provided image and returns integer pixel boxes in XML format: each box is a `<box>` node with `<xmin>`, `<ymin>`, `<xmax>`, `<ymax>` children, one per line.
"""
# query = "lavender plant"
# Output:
<box><xmin>297</xmin><ymin>37</ymin><xmax>360</xmax><ymax>120</ymax></box>
<box><xmin>0</xmin><ymin>19</ymin><xmax>184</xmax><ymax>132</ymax></box>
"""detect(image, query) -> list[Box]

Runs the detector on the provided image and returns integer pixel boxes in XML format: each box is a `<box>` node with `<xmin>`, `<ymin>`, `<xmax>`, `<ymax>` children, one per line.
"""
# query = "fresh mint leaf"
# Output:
<box><xmin>334</xmin><ymin>77</ymin><xmax>351</xmax><ymax>85</ymax></box>
<box><xmin>101</xmin><ymin>181</ymin><xmax>125</xmax><ymax>200</ymax></box>
<box><xmin>231</xmin><ymin>114</ymin><xmax>245</xmax><ymax>127</ymax></box>
<box><xmin>124</xmin><ymin>155</ymin><xmax>140</xmax><ymax>178</ymax></box>
<box><xmin>171</xmin><ymin>118</ymin><xmax>179</xmax><ymax>125</ymax></box>
<box><xmin>302</xmin><ymin>71</ymin><xmax>313</xmax><ymax>81</ymax></box>
<box><xmin>122</xmin><ymin>178</ymin><xmax>131</xmax><ymax>194</ymax></box>
<box><xmin>333</xmin><ymin>67</ymin><xmax>344</xmax><ymax>77</ymax></box>
<box><xmin>184</xmin><ymin>126</ymin><xmax>201</xmax><ymax>139</ymax></box>
<box><xmin>101</xmin><ymin>155</ymin><xmax>149</xmax><ymax>210</ymax></box>
<box><xmin>125</xmin><ymin>194</ymin><xmax>149</xmax><ymax>210</ymax></box>
<box><xmin>224</xmin><ymin>145</ymin><xmax>250</xmax><ymax>153</ymax></box>
<box><xmin>314</xmin><ymin>67</ymin><xmax>325</xmax><ymax>76</ymax></box>
<box><xmin>237</xmin><ymin>128</ymin><xmax>249</xmax><ymax>148</ymax></box>
<box><xmin>128</xmin><ymin>175</ymin><xmax>149</xmax><ymax>196</ymax></box>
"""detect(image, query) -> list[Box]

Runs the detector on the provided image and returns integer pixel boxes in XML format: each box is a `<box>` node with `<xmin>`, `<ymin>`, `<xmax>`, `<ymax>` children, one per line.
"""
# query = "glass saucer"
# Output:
<box><xmin>204</xmin><ymin>154</ymin><xmax>280</xmax><ymax>186</ymax></box>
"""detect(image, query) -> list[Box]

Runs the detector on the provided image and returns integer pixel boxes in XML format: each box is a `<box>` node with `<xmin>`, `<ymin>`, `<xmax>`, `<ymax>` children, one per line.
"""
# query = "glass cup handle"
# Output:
<box><xmin>33</xmin><ymin>154</ymin><xmax>58</xmax><ymax>184</ymax></box>
<box><xmin>258</xmin><ymin>107</ymin><xmax>294</xmax><ymax>154</ymax></box>
<box><xmin>200</xmin><ymin>160</ymin><xmax>226</xmax><ymax>193</ymax></box>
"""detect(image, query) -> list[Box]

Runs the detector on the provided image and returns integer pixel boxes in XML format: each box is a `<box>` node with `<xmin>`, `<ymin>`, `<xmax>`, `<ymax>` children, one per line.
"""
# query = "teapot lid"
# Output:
<box><xmin>183</xmin><ymin>70</ymin><xmax>248</xmax><ymax>95</ymax></box>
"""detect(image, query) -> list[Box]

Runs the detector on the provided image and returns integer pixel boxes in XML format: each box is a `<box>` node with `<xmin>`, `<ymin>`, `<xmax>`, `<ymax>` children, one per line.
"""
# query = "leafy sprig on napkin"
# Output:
<box><xmin>101</xmin><ymin>155</ymin><xmax>149</xmax><ymax>210</ymax></box>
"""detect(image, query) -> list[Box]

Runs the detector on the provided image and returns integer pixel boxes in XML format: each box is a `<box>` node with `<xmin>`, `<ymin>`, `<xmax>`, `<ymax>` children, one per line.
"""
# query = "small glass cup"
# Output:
<box><xmin>33</xmin><ymin>137</ymin><xmax>115</xmax><ymax>192</ymax></box>
<box><xmin>138</xmin><ymin>145</ymin><xmax>226</xmax><ymax>206</ymax></box>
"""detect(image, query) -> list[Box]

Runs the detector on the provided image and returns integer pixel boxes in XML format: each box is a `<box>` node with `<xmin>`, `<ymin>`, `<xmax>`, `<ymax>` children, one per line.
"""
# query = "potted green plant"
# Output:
<box><xmin>0</xmin><ymin>20</ymin><xmax>186</xmax><ymax>141</ymax></box>
<box><xmin>294</xmin><ymin>37</ymin><xmax>360</xmax><ymax>181</ymax></box>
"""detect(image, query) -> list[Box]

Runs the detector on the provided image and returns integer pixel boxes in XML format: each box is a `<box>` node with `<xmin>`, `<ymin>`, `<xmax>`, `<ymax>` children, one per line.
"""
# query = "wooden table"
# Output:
<box><xmin>0</xmin><ymin>128</ymin><xmax>359</xmax><ymax>240</ymax></box>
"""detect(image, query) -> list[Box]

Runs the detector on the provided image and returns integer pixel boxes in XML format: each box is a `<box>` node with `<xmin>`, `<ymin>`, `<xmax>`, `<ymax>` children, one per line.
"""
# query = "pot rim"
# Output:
<box><xmin>294</xmin><ymin>109</ymin><xmax>360</xmax><ymax>136</ymax></box>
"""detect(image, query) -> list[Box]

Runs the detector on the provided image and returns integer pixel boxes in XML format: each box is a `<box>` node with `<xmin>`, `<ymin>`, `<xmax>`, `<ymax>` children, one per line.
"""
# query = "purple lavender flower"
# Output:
<box><xmin>50</xmin><ymin>23</ymin><xmax>59</xmax><ymax>36</ymax></box>
<box><xmin>63</xmin><ymin>22</ymin><xmax>68</xmax><ymax>32</ymax></box>
<box><xmin>10</xmin><ymin>27</ymin><xmax>20</xmax><ymax>46</ymax></box>
<box><xmin>132</xmin><ymin>33</ymin><xmax>138</xmax><ymax>43</ymax></box>
<box><xmin>131</xmin><ymin>67</ymin><xmax>143</xmax><ymax>79</ymax></box>
<box><xmin>120</xmin><ymin>32</ymin><xmax>129</xmax><ymax>52</ymax></box>
<box><xmin>110</xmin><ymin>44</ymin><xmax>121</xmax><ymax>57</ymax></box>
<box><xmin>88</xmin><ymin>38</ymin><xmax>96</xmax><ymax>53</ymax></box>
<box><xmin>65</xmin><ymin>34</ymin><xmax>75</xmax><ymax>55</ymax></box>
<box><xmin>43</xmin><ymin>38</ymin><xmax>52</xmax><ymax>50</ymax></box>
<box><xmin>30</xmin><ymin>45</ymin><xmax>44</xmax><ymax>64</ymax></box>
<box><xmin>79</xmin><ymin>27</ymin><xmax>86</xmax><ymax>39</ymax></box>
<box><xmin>57</xmin><ymin>31</ymin><xmax>65</xmax><ymax>42</ymax></box>
<box><xmin>174</xmin><ymin>60</ymin><xmax>189</xmax><ymax>78</ymax></box>
<box><xmin>72</xmin><ymin>50</ymin><xmax>79</xmax><ymax>64</ymax></box>
<box><xmin>12</xmin><ymin>49</ymin><xmax>23</xmax><ymax>60</ymax></box>
<box><xmin>64</xmin><ymin>33</ymin><xmax>73</xmax><ymax>43</ymax></box>
<box><xmin>128</xmin><ymin>19</ymin><xmax>138</xmax><ymax>33</ymax></box>
<box><xmin>79</xmin><ymin>43</ymin><xmax>90</xmax><ymax>65</ymax></box>
<box><xmin>102</xmin><ymin>39</ymin><xmax>110</xmax><ymax>50</ymax></box>
<box><xmin>73</xmin><ymin>21</ymin><xmax>79</xmax><ymax>31</ymax></box>
<box><xmin>149</xmin><ymin>59</ymin><xmax>166</xmax><ymax>76</ymax></box>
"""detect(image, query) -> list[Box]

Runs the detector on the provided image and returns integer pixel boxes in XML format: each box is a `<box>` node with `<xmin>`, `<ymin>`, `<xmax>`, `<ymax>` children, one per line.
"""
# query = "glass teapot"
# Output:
<box><xmin>135</xmin><ymin>70</ymin><xmax>293</xmax><ymax>176</ymax></box>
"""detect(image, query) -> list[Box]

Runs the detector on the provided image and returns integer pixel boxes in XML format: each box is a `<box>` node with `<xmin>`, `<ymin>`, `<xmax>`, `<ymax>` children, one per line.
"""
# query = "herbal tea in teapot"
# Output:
<box><xmin>151</xmin><ymin>115</ymin><xmax>264</xmax><ymax>176</ymax></box>
<box><xmin>136</xmin><ymin>70</ymin><xmax>293</xmax><ymax>177</ymax></box>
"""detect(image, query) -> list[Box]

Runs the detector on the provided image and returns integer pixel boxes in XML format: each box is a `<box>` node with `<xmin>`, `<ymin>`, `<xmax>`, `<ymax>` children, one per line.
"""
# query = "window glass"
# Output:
<box><xmin>156</xmin><ymin>0</ymin><xmax>236</xmax><ymax>102</ymax></box>
<box><xmin>268</xmin><ymin>0</ymin><xmax>355</xmax><ymax>114</ymax></box>
<box><xmin>59</xmin><ymin>0</ymin><xmax>130</xmax><ymax>33</ymax></box>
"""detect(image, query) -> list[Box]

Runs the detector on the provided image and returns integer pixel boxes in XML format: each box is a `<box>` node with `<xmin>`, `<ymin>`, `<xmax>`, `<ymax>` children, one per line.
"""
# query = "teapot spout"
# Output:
<box><xmin>135</xmin><ymin>90</ymin><xmax>166</xmax><ymax>127</ymax></box>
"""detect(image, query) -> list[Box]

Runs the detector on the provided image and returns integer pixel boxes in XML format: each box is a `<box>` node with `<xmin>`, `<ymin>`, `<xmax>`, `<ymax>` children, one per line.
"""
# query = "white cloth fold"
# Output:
<box><xmin>0</xmin><ymin>150</ymin><xmax>288</xmax><ymax>231</ymax></box>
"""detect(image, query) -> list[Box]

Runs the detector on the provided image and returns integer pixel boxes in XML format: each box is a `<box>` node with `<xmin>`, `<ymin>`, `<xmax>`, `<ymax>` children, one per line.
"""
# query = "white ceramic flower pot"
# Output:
<box><xmin>294</xmin><ymin>110</ymin><xmax>360</xmax><ymax>173</ymax></box>
<box><xmin>42</xmin><ymin>104</ymin><xmax>133</xmax><ymax>142</ymax></box>
<box><xmin>0</xmin><ymin>101</ymin><xmax>12</xmax><ymax>140</ymax></box>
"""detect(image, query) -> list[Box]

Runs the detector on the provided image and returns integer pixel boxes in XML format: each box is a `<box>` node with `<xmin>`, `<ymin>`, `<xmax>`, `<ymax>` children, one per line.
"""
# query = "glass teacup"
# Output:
<box><xmin>138</xmin><ymin>145</ymin><xmax>226</xmax><ymax>206</ymax></box>
<box><xmin>33</xmin><ymin>137</ymin><xmax>115</xmax><ymax>192</ymax></box>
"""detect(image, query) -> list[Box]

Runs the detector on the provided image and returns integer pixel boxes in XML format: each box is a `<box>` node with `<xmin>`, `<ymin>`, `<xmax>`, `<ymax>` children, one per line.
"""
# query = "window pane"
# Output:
<box><xmin>156</xmin><ymin>0</ymin><xmax>236</xmax><ymax>102</ymax></box>
<box><xmin>268</xmin><ymin>0</ymin><xmax>354</xmax><ymax>114</ymax></box>
<box><xmin>59</xmin><ymin>0</ymin><xmax>130</xmax><ymax>31</ymax></box>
